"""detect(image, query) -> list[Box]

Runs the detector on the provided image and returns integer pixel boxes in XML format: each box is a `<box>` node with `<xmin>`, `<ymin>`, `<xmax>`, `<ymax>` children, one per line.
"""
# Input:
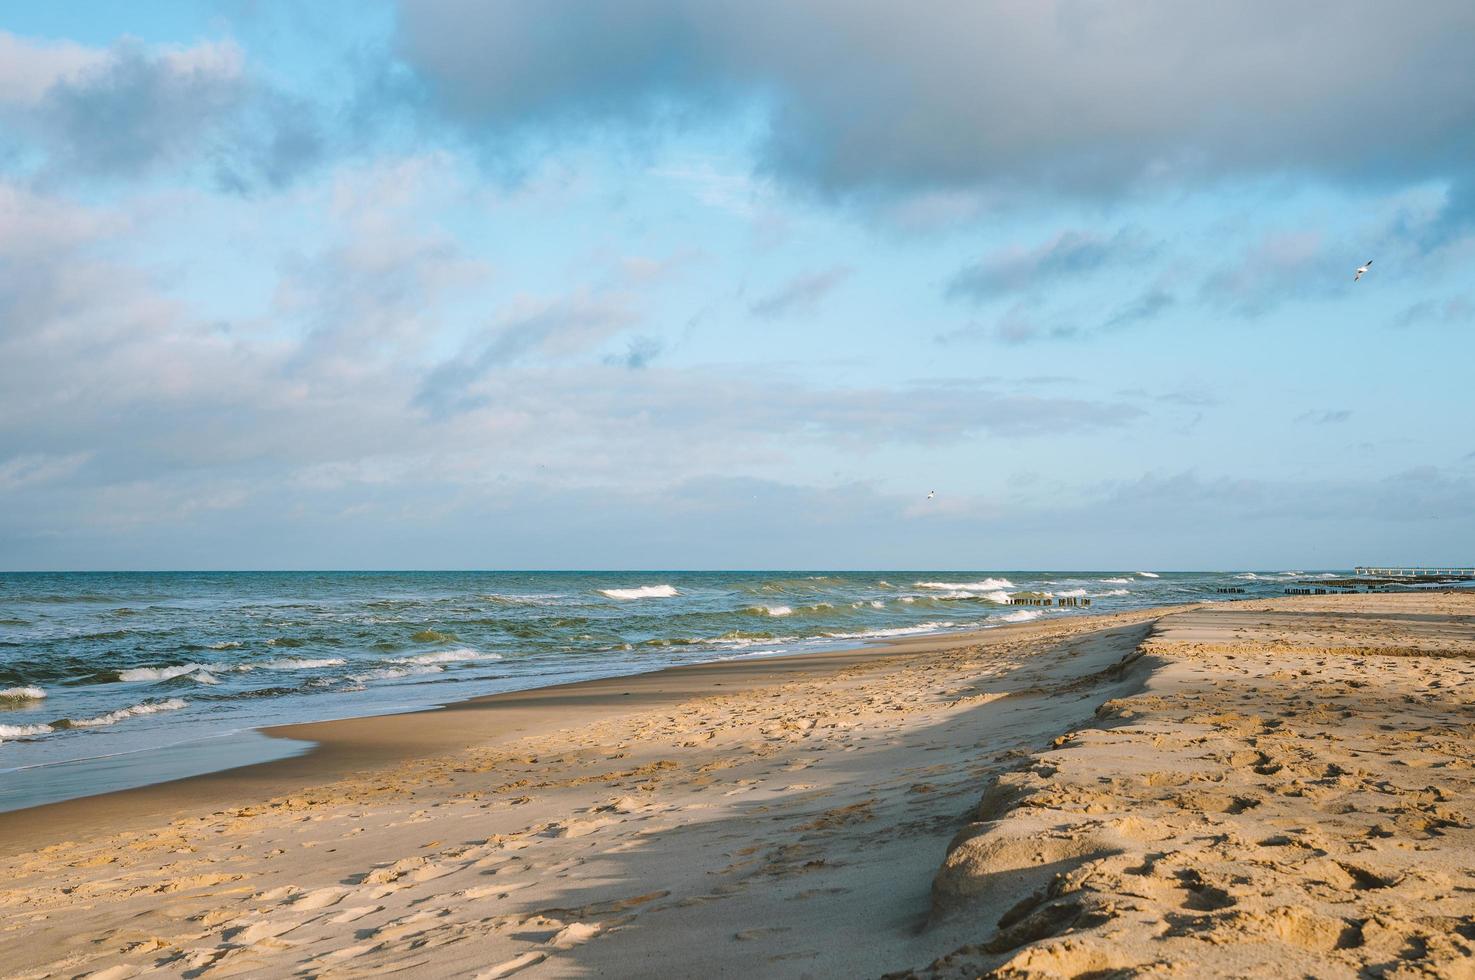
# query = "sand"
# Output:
<box><xmin>1</xmin><ymin>593</ymin><xmax>1473</xmax><ymax>978</ymax></box>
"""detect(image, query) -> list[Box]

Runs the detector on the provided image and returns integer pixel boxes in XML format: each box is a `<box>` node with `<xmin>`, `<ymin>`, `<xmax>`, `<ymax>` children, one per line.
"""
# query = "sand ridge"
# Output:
<box><xmin>902</xmin><ymin>593</ymin><xmax>1475</xmax><ymax>978</ymax></box>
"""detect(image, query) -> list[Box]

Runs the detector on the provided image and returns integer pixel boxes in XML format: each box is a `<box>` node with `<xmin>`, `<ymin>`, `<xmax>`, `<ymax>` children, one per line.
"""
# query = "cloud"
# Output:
<box><xmin>604</xmin><ymin>335</ymin><xmax>664</xmax><ymax>369</ymax></box>
<box><xmin>392</xmin><ymin>1</ymin><xmax>1475</xmax><ymax>205</ymax></box>
<box><xmin>748</xmin><ymin>266</ymin><xmax>850</xmax><ymax>319</ymax></box>
<box><xmin>1198</xmin><ymin>230</ymin><xmax>1343</xmax><ymax>315</ymax></box>
<box><xmin>0</xmin><ymin>452</ymin><xmax>91</xmax><ymax>492</ymax></box>
<box><xmin>1393</xmin><ymin>295</ymin><xmax>1474</xmax><ymax>328</ymax></box>
<box><xmin>1103</xmin><ymin>288</ymin><xmax>1174</xmax><ymax>330</ymax></box>
<box><xmin>1296</xmin><ymin>409</ymin><xmax>1353</xmax><ymax>424</ymax></box>
<box><xmin>947</xmin><ymin>229</ymin><xmax>1152</xmax><ymax>302</ymax></box>
<box><xmin>0</xmin><ymin>32</ymin><xmax>326</xmax><ymax>190</ymax></box>
<box><xmin>935</xmin><ymin>302</ymin><xmax>1078</xmax><ymax>345</ymax></box>
<box><xmin>416</xmin><ymin>292</ymin><xmax>640</xmax><ymax>414</ymax></box>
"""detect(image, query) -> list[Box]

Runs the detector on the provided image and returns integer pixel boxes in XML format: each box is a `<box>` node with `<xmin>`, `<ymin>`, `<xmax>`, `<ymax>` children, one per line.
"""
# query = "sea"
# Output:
<box><xmin>0</xmin><ymin>569</ymin><xmax>1345</xmax><ymax>811</ymax></box>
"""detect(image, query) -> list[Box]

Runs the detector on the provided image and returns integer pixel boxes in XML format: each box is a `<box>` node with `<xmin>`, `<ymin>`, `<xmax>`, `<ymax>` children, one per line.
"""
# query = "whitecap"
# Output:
<box><xmin>1096</xmin><ymin>589</ymin><xmax>1130</xmax><ymax>597</ymax></box>
<box><xmin>389</xmin><ymin>648</ymin><xmax>501</xmax><ymax>666</ymax></box>
<box><xmin>915</xmin><ymin>579</ymin><xmax>1014</xmax><ymax>591</ymax></box>
<box><xmin>349</xmin><ymin>665</ymin><xmax>445</xmax><ymax>682</ymax></box>
<box><xmin>117</xmin><ymin>664</ymin><xmax>213</xmax><ymax>683</ymax></box>
<box><xmin>820</xmin><ymin>623</ymin><xmax>958</xmax><ymax>641</ymax></box>
<box><xmin>598</xmin><ymin>584</ymin><xmax>679</xmax><ymax>600</ymax></box>
<box><xmin>207</xmin><ymin>641</ymin><xmax>243</xmax><ymax>650</ymax></box>
<box><xmin>259</xmin><ymin>657</ymin><xmax>348</xmax><ymax>670</ymax></box>
<box><xmin>1136</xmin><ymin>572</ymin><xmax>1161</xmax><ymax>578</ymax></box>
<box><xmin>1000</xmin><ymin>609</ymin><xmax>1043</xmax><ymax>623</ymax></box>
<box><xmin>1100</xmin><ymin>578</ymin><xmax>1132</xmax><ymax>584</ymax></box>
<box><xmin>67</xmin><ymin>698</ymin><xmax>188</xmax><ymax>728</ymax></box>
<box><xmin>754</xmin><ymin>605</ymin><xmax>793</xmax><ymax>617</ymax></box>
<box><xmin>0</xmin><ymin>686</ymin><xmax>46</xmax><ymax>702</ymax></box>
<box><xmin>0</xmin><ymin>722</ymin><xmax>53</xmax><ymax>740</ymax></box>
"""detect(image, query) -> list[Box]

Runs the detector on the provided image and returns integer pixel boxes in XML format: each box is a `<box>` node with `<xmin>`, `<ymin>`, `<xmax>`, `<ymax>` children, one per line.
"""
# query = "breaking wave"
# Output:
<box><xmin>599</xmin><ymin>584</ymin><xmax>679</xmax><ymax>600</ymax></box>
<box><xmin>915</xmin><ymin>579</ymin><xmax>1014</xmax><ymax>591</ymax></box>
<box><xmin>390</xmin><ymin>648</ymin><xmax>501</xmax><ymax>666</ymax></box>
<box><xmin>0</xmin><ymin>686</ymin><xmax>46</xmax><ymax>702</ymax></box>
<box><xmin>62</xmin><ymin>698</ymin><xmax>188</xmax><ymax>729</ymax></box>
<box><xmin>0</xmin><ymin>723</ymin><xmax>53</xmax><ymax>740</ymax></box>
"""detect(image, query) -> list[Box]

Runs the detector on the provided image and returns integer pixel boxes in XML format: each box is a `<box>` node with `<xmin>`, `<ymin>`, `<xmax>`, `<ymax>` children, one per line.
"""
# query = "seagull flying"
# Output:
<box><xmin>1353</xmin><ymin>259</ymin><xmax>1372</xmax><ymax>282</ymax></box>
<box><xmin>926</xmin><ymin>490</ymin><xmax>935</xmax><ymax>500</ymax></box>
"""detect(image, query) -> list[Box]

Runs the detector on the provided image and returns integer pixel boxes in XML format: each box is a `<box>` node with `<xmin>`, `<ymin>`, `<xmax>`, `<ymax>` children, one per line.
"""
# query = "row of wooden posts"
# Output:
<box><xmin>1007</xmin><ymin>595</ymin><xmax>1090</xmax><ymax>607</ymax></box>
<box><xmin>1283</xmin><ymin>587</ymin><xmax>1354</xmax><ymax>595</ymax></box>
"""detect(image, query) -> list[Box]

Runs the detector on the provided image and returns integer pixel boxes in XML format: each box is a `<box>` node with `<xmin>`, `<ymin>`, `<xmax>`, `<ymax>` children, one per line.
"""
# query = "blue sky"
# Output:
<box><xmin>2</xmin><ymin>1</ymin><xmax>1473</xmax><ymax>570</ymax></box>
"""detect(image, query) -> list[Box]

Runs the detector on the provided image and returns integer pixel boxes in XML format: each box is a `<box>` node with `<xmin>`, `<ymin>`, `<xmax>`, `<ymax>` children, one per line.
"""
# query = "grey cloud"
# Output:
<box><xmin>1103</xmin><ymin>288</ymin><xmax>1174</xmax><ymax>330</ymax></box>
<box><xmin>748</xmin><ymin>266</ymin><xmax>850</xmax><ymax>319</ymax></box>
<box><xmin>417</xmin><ymin>294</ymin><xmax>638</xmax><ymax>414</ymax></box>
<box><xmin>604</xmin><ymin>334</ymin><xmax>664</xmax><ymax>369</ymax></box>
<box><xmin>936</xmin><ymin>303</ymin><xmax>1077</xmax><ymax>345</ymax></box>
<box><xmin>393</xmin><ymin>1</ymin><xmax>1475</xmax><ymax>208</ymax></box>
<box><xmin>1394</xmin><ymin>296</ymin><xmax>1474</xmax><ymax>328</ymax></box>
<box><xmin>947</xmin><ymin>229</ymin><xmax>1152</xmax><ymax>302</ymax></box>
<box><xmin>2</xmin><ymin>34</ymin><xmax>327</xmax><ymax>191</ymax></box>
<box><xmin>1198</xmin><ymin>230</ymin><xmax>1345</xmax><ymax>316</ymax></box>
<box><xmin>1297</xmin><ymin>409</ymin><xmax>1353</xmax><ymax>425</ymax></box>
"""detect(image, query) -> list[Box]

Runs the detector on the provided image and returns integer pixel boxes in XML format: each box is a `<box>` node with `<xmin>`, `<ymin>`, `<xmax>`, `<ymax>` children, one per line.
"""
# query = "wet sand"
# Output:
<box><xmin>2</xmin><ymin>594</ymin><xmax>1473</xmax><ymax>978</ymax></box>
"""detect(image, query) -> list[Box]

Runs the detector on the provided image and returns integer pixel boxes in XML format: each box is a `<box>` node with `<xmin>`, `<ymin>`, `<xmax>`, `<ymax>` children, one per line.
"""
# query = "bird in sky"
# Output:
<box><xmin>1354</xmin><ymin>259</ymin><xmax>1372</xmax><ymax>282</ymax></box>
<box><xmin>926</xmin><ymin>490</ymin><xmax>935</xmax><ymax>500</ymax></box>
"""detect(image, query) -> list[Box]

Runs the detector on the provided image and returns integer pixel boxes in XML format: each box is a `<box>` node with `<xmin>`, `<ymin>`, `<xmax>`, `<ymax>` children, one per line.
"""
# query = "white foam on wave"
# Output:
<box><xmin>1053</xmin><ymin>588</ymin><xmax>1089</xmax><ymax>598</ymax></box>
<box><xmin>1137</xmin><ymin>571</ymin><xmax>1160</xmax><ymax>578</ymax></box>
<box><xmin>1097</xmin><ymin>589</ymin><xmax>1130</xmax><ymax>597</ymax></box>
<box><xmin>208</xmin><ymin>641</ymin><xmax>242</xmax><ymax>650</ymax></box>
<box><xmin>0</xmin><ymin>722</ymin><xmax>53</xmax><ymax>740</ymax></box>
<box><xmin>916</xmin><ymin>579</ymin><xmax>1014</xmax><ymax>591</ymax></box>
<box><xmin>390</xmin><ymin>648</ymin><xmax>500</xmax><ymax>666</ymax></box>
<box><xmin>0</xmin><ymin>686</ymin><xmax>46</xmax><ymax>702</ymax></box>
<box><xmin>1101</xmin><ymin>577</ymin><xmax>1132</xmax><ymax>584</ymax></box>
<box><xmin>1000</xmin><ymin>609</ymin><xmax>1043</xmax><ymax>623</ymax></box>
<box><xmin>755</xmin><ymin>605</ymin><xmax>793</xmax><ymax>617</ymax></box>
<box><xmin>350</xmin><ymin>665</ymin><xmax>444</xmax><ymax>682</ymax></box>
<box><xmin>599</xmin><ymin>584</ymin><xmax>679</xmax><ymax>600</ymax></box>
<box><xmin>820</xmin><ymin>622</ymin><xmax>958</xmax><ymax>641</ymax></box>
<box><xmin>118</xmin><ymin>664</ymin><xmax>212</xmax><ymax>683</ymax></box>
<box><xmin>259</xmin><ymin>657</ymin><xmax>348</xmax><ymax>670</ymax></box>
<box><xmin>68</xmin><ymin>698</ymin><xmax>188</xmax><ymax>728</ymax></box>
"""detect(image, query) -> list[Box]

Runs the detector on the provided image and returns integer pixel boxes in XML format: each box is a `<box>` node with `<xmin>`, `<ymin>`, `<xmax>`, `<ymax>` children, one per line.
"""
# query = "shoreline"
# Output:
<box><xmin>0</xmin><ymin>603</ymin><xmax>1185</xmax><ymax>855</ymax></box>
<box><xmin>5</xmin><ymin>593</ymin><xmax>1472</xmax><ymax>977</ymax></box>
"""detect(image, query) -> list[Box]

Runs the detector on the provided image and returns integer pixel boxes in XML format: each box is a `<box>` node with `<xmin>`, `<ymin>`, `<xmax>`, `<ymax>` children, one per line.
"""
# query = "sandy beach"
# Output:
<box><xmin>2</xmin><ymin>593</ymin><xmax>1474</xmax><ymax>978</ymax></box>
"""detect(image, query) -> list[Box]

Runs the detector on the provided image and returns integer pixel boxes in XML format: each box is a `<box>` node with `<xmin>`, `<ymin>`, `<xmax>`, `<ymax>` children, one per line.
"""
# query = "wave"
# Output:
<box><xmin>208</xmin><ymin>641</ymin><xmax>243</xmax><ymax>649</ymax></box>
<box><xmin>259</xmin><ymin>657</ymin><xmax>347</xmax><ymax>670</ymax></box>
<box><xmin>0</xmin><ymin>722</ymin><xmax>53</xmax><ymax>740</ymax></box>
<box><xmin>389</xmin><ymin>648</ymin><xmax>500</xmax><ymax>666</ymax></box>
<box><xmin>350</xmin><ymin>665</ymin><xmax>445</xmax><ymax>682</ymax></box>
<box><xmin>0</xmin><ymin>686</ymin><xmax>46</xmax><ymax>702</ymax></box>
<box><xmin>1136</xmin><ymin>572</ymin><xmax>1160</xmax><ymax>578</ymax></box>
<box><xmin>117</xmin><ymin>664</ymin><xmax>212</xmax><ymax>683</ymax></box>
<box><xmin>1000</xmin><ymin>609</ymin><xmax>1043</xmax><ymax>623</ymax></box>
<box><xmin>1097</xmin><ymin>589</ymin><xmax>1130</xmax><ymax>597</ymax></box>
<box><xmin>820</xmin><ymin>622</ymin><xmax>961</xmax><ymax>641</ymax></box>
<box><xmin>915</xmin><ymin>579</ymin><xmax>1014</xmax><ymax>591</ymax></box>
<box><xmin>599</xmin><ymin>584</ymin><xmax>678</xmax><ymax>600</ymax></box>
<box><xmin>1100</xmin><ymin>577</ymin><xmax>1132</xmax><ymax>584</ymax></box>
<box><xmin>482</xmin><ymin>592</ymin><xmax>568</xmax><ymax>605</ymax></box>
<box><xmin>753</xmin><ymin>605</ymin><xmax>793</xmax><ymax>617</ymax></box>
<box><xmin>63</xmin><ymin>698</ymin><xmax>188</xmax><ymax>729</ymax></box>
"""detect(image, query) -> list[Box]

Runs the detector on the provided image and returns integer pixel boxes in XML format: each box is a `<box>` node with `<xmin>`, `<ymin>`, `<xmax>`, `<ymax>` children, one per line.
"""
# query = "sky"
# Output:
<box><xmin>1</xmin><ymin>1</ymin><xmax>1473</xmax><ymax>571</ymax></box>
